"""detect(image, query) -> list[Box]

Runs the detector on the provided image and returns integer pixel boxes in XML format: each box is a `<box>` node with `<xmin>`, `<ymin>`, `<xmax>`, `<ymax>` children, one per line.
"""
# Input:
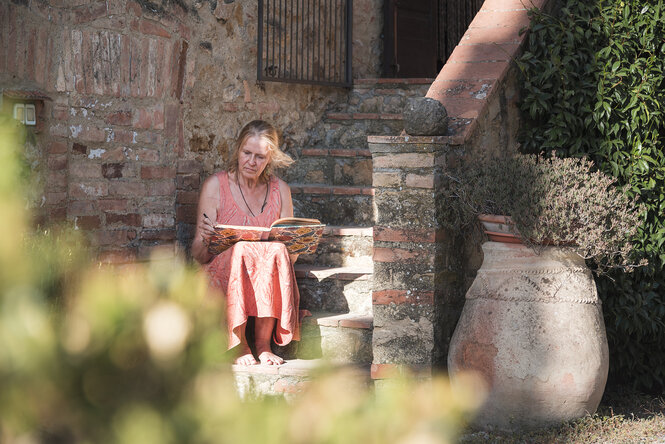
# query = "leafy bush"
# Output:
<box><xmin>519</xmin><ymin>0</ymin><xmax>665</xmax><ymax>390</ymax></box>
<box><xmin>443</xmin><ymin>154</ymin><xmax>645</xmax><ymax>273</ymax></box>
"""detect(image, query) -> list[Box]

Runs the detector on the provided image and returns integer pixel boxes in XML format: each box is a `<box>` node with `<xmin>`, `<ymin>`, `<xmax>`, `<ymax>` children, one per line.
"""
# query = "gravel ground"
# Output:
<box><xmin>458</xmin><ymin>386</ymin><xmax>665</xmax><ymax>443</ymax></box>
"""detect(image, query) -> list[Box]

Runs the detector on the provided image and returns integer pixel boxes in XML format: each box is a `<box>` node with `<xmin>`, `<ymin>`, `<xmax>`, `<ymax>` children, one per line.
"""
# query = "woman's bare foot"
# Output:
<box><xmin>234</xmin><ymin>344</ymin><xmax>257</xmax><ymax>365</ymax></box>
<box><xmin>257</xmin><ymin>348</ymin><xmax>284</xmax><ymax>365</ymax></box>
<box><xmin>254</xmin><ymin>317</ymin><xmax>283</xmax><ymax>365</ymax></box>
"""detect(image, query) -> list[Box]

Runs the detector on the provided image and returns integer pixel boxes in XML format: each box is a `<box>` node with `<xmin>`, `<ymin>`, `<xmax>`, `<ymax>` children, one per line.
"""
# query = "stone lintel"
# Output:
<box><xmin>368</xmin><ymin>138</ymin><xmax>456</xmax><ymax>154</ymax></box>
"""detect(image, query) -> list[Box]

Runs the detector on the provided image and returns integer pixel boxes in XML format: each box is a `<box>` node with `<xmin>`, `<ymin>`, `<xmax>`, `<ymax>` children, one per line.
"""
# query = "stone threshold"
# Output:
<box><xmin>304</xmin><ymin>312</ymin><xmax>373</xmax><ymax>329</ymax></box>
<box><xmin>294</xmin><ymin>264</ymin><xmax>373</xmax><ymax>281</ymax></box>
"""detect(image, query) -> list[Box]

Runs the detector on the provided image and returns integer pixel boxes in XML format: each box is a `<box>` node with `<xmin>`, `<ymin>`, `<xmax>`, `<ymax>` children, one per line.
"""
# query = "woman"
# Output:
<box><xmin>192</xmin><ymin>120</ymin><xmax>299</xmax><ymax>366</ymax></box>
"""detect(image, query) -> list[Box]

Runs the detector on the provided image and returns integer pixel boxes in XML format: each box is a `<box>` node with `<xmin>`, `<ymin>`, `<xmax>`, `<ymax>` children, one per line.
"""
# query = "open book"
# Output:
<box><xmin>207</xmin><ymin>217</ymin><xmax>325</xmax><ymax>255</ymax></box>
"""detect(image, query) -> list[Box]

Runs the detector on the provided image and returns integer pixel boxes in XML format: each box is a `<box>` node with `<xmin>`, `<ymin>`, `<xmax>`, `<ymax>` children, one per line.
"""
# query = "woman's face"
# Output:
<box><xmin>237</xmin><ymin>135</ymin><xmax>271</xmax><ymax>182</ymax></box>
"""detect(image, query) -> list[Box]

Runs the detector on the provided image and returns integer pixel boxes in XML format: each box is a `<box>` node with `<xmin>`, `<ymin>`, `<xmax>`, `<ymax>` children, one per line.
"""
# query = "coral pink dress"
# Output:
<box><xmin>205</xmin><ymin>171</ymin><xmax>300</xmax><ymax>350</ymax></box>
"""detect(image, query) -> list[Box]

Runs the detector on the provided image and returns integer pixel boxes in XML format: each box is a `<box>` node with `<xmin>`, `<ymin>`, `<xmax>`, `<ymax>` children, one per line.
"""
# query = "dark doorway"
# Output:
<box><xmin>383</xmin><ymin>0</ymin><xmax>485</xmax><ymax>78</ymax></box>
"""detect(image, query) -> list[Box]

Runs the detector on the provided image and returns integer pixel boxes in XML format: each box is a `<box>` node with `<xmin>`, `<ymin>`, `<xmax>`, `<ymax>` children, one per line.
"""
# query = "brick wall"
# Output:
<box><xmin>1</xmin><ymin>0</ymin><xmax>383</xmax><ymax>260</ymax></box>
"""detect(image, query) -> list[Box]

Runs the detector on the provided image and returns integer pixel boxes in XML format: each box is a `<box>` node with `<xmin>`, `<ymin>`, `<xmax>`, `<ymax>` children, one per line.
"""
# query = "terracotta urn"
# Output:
<box><xmin>448</xmin><ymin>241</ymin><xmax>609</xmax><ymax>431</ymax></box>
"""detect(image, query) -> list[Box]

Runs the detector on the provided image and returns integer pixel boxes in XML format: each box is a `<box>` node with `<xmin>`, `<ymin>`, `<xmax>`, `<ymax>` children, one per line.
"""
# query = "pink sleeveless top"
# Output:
<box><xmin>215</xmin><ymin>171</ymin><xmax>282</xmax><ymax>227</ymax></box>
<box><xmin>206</xmin><ymin>171</ymin><xmax>300</xmax><ymax>350</ymax></box>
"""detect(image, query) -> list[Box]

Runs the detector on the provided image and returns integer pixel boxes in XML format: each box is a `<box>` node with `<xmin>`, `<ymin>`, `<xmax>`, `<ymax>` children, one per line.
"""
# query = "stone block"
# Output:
<box><xmin>373</xmin><ymin>152</ymin><xmax>435</xmax><ymax>169</ymax></box>
<box><xmin>374</xmin><ymin>189</ymin><xmax>436</xmax><ymax>228</ymax></box>
<box><xmin>373</xmin><ymin>262</ymin><xmax>436</xmax><ymax>292</ymax></box>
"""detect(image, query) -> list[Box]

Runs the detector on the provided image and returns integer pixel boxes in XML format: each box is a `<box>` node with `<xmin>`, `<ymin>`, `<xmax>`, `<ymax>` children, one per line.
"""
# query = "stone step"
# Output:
<box><xmin>298</xmin><ymin>226</ymin><xmax>373</xmax><ymax>268</ymax></box>
<box><xmin>291</xmin><ymin>184</ymin><xmax>374</xmax><ymax>226</ymax></box>
<box><xmin>283</xmin><ymin>148</ymin><xmax>372</xmax><ymax>187</ymax></box>
<box><xmin>296</xmin><ymin>312</ymin><xmax>373</xmax><ymax>364</ymax></box>
<box><xmin>295</xmin><ymin>264</ymin><xmax>373</xmax><ymax>314</ymax></box>
<box><xmin>313</xmin><ymin>119</ymin><xmax>405</xmax><ymax>148</ymax></box>
<box><xmin>232</xmin><ymin>359</ymin><xmax>370</xmax><ymax>400</ymax></box>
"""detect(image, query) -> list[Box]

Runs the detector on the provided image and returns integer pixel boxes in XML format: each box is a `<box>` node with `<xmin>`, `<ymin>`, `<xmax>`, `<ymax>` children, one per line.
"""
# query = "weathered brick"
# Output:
<box><xmin>116</xmin><ymin>130</ymin><xmax>138</xmax><ymax>145</ymax></box>
<box><xmin>405</xmin><ymin>173</ymin><xmax>434</xmax><ymax>189</ymax></box>
<box><xmin>135</xmin><ymin>19</ymin><xmax>171</xmax><ymax>39</ymax></box>
<box><xmin>147</xmin><ymin>180</ymin><xmax>176</xmax><ymax>196</ymax></box>
<box><xmin>109</xmin><ymin>181</ymin><xmax>146</xmax><ymax>197</ymax></box>
<box><xmin>176</xmin><ymin>174</ymin><xmax>200</xmax><ymax>191</ymax></box>
<box><xmin>48</xmin><ymin>141</ymin><xmax>68</xmax><ymax>154</ymax></box>
<box><xmin>52</xmin><ymin>104</ymin><xmax>69</xmax><ymax>120</ymax></box>
<box><xmin>373</xmin><ymin>172</ymin><xmax>402</xmax><ymax>188</ymax></box>
<box><xmin>72</xmin><ymin>142</ymin><xmax>88</xmax><ymax>155</ymax></box>
<box><xmin>143</xmin><ymin>213</ymin><xmax>174</xmax><ymax>228</ymax></box>
<box><xmin>141</xmin><ymin>166</ymin><xmax>176</xmax><ymax>179</ymax></box>
<box><xmin>45</xmin><ymin>192</ymin><xmax>67</xmax><ymax>205</ymax></box>
<box><xmin>373</xmin><ymin>153</ymin><xmax>435</xmax><ymax>169</ymax></box>
<box><xmin>72</xmin><ymin>1</ymin><xmax>107</xmax><ymax>24</ymax></box>
<box><xmin>135</xmin><ymin>132</ymin><xmax>163</xmax><ymax>146</ymax></box>
<box><xmin>105</xmin><ymin>110</ymin><xmax>133</xmax><ymax>125</ymax></box>
<box><xmin>50</xmin><ymin>123</ymin><xmax>69</xmax><ymax>138</ymax></box>
<box><xmin>177</xmin><ymin>159</ymin><xmax>200</xmax><ymax>174</ymax></box>
<box><xmin>72</xmin><ymin>125</ymin><xmax>106</xmax><ymax>143</ymax></box>
<box><xmin>75</xmin><ymin>215</ymin><xmax>101</xmax><ymax>230</ymax></box>
<box><xmin>68</xmin><ymin>200</ymin><xmax>97</xmax><ymax>216</ymax></box>
<box><xmin>176</xmin><ymin>204</ymin><xmax>197</xmax><ymax>224</ymax></box>
<box><xmin>133</xmin><ymin>105</ymin><xmax>165</xmax><ymax>129</ymax></box>
<box><xmin>165</xmin><ymin>104</ymin><xmax>179</xmax><ymax>138</ymax></box>
<box><xmin>96</xmin><ymin>229</ymin><xmax>137</xmax><ymax>245</ymax></box>
<box><xmin>48</xmin><ymin>155</ymin><xmax>68</xmax><ymax>171</ymax></box>
<box><xmin>47</xmin><ymin>171</ymin><xmax>67</xmax><ymax>189</ymax></box>
<box><xmin>141</xmin><ymin>229</ymin><xmax>176</xmax><ymax>241</ymax></box>
<box><xmin>69</xmin><ymin>182</ymin><xmax>109</xmax><ymax>199</ymax></box>
<box><xmin>97</xmin><ymin>199</ymin><xmax>128</xmax><ymax>212</ymax></box>
<box><xmin>101</xmin><ymin>147</ymin><xmax>125</xmax><ymax>162</ymax></box>
<box><xmin>176</xmin><ymin>190</ymin><xmax>199</xmax><ymax>204</ymax></box>
<box><xmin>135</xmin><ymin>148</ymin><xmax>160</xmax><ymax>162</ymax></box>
<box><xmin>372</xmin><ymin>290</ymin><xmax>434</xmax><ymax>305</ymax></box>
<box><xmin>106</xmin><ymin>212</ymin><xmax>141</xmax><ymax>226</ymax></box>
<box><xmin>102</xmin><ymin>163</ymin><xmax>124</xmax><ymax>179</ymax></box>
<box><xmin>70</xmin><ymin>159</ymin><xmax>102</xmax><ymax>178</ymax></box>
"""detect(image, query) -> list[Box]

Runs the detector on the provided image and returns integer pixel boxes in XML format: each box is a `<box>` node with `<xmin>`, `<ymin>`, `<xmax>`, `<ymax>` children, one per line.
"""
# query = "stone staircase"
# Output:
<box><xmin>232</xmin><ymin>79</ymin><xmax>432</xmax><ymax>398</ymax></box>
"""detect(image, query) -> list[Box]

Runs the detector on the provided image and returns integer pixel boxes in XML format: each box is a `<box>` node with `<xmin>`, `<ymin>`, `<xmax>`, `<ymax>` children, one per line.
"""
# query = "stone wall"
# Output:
<box><xmin>0</xmin><ymin>0</ymin><xmax>383</xmax><ymax>259</ymax></box>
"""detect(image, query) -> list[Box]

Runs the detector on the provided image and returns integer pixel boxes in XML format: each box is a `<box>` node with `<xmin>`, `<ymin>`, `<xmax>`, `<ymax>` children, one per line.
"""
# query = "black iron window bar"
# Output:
<box><xmin>258</xmin><ymin>0</ymin><xmax>353</xmax><ymax>87</ymax></box>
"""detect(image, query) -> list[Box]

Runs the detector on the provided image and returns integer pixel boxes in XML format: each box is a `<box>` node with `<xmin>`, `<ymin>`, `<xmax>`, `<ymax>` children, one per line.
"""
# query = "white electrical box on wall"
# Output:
<box><xmin>13</xmin><ymin>103</ymin><xmax>36</xmax><ymax>126</ymax></box>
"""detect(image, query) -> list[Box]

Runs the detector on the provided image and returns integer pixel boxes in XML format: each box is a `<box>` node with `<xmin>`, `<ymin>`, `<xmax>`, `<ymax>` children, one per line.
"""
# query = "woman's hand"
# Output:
<box><xmin>192</xmin><ymin>175</ymin><xmax>221</xmax><ymax>265</ymax></box>
<box><xmin>200</xmin><ymin>213</ymin><xmax>217</xmax><ymax>247</ymax></box>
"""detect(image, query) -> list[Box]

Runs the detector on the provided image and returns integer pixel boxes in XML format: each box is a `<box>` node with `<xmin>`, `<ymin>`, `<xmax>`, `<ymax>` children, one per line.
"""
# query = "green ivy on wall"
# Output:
<box><xmin>518</xmin><ymin>0</ymin><xmax>665</xmax><ymax>391</ymax></box>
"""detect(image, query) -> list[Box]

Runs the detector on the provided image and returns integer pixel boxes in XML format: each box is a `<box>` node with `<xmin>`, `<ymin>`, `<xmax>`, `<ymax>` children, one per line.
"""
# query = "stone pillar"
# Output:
<box><xmin>368</xmin><ymin>135</ymin><xmax>459</xmax><ymax>380</ymax></box>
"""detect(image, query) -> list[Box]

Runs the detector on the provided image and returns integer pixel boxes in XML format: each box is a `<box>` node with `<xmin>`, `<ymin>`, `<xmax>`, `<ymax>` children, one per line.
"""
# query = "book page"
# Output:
<box><xmin>270</xmin><ymin>217</ymin><xmax>322</xmax><ymax>227</ymax></box>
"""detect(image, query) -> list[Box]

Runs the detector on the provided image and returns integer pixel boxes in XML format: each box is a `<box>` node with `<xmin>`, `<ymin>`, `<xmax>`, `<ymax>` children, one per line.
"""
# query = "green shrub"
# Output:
<box><xmin>443</xmin><ymin>154</ymin><xmax>645</xmax><ymax>274</ymax></box>
<box><xmin>519</xmin><ymin>0</ymin><xmax>665</xmax><ymax>390</ymax></box>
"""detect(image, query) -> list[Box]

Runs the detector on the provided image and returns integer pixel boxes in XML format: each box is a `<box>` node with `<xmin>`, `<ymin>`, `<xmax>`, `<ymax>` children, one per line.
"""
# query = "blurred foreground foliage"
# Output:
<box><xmin>0</xmin><ymin>119</ymin><xmax>482</xmax><ymax>443</ymax></box>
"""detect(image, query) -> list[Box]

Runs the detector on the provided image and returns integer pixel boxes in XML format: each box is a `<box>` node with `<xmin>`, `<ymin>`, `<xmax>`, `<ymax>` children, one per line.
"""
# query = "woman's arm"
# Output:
<box><xmin>191</xmin><ymin>174</ymin><xmax>221</xmax><ymax>265</ymax></box>
<box><xmin>278</xmin><ymin>179</ymin><xmax>299</xmax><ymax>263</ymax></box>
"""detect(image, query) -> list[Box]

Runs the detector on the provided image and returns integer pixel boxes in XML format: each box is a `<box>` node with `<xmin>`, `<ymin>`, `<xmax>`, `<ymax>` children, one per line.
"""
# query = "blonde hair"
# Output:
<box><xmin>228</xmin><ymin>120</ymin><xmax>294</xmax><ymax>183</ymax></box>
